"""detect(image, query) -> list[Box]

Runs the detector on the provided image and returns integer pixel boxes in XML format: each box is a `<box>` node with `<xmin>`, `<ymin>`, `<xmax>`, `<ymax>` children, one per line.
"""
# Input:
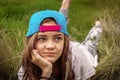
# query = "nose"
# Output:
<box><xmin>45</xmin><ymin>40</ymin><xmax>55</xmax><ymax>50</ymax></box>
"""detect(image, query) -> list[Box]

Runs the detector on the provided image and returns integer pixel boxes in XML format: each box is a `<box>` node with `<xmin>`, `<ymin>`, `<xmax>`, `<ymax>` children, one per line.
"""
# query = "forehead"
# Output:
<box><xmin>37</xmin><ymin>31</ymin><xmax>64</xmax><ymax>36</ymax></box>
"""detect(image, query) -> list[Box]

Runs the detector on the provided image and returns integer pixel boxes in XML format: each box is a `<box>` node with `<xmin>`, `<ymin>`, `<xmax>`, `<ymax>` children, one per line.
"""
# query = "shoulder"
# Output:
<box><xmin>70</xmin><ymin>41</ymin><xmax>92</xmax><ymax>65</ymax></box>
<box><xmin>69</xmin><ymin>41</ymin><xmax>94</xmax><ymax>66</ymax></box>
<box><xmin>69</xmin><ymin>41</ymin><xmax>96</xmax><ymax>80</ymax></box>
<box><xmin>70</xmin><ymin>41</ymin><xmax>90</xmax><ymax>60</ymax></box>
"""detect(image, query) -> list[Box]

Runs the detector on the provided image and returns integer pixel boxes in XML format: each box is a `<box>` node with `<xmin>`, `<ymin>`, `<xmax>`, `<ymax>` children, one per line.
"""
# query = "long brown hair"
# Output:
<box><xmin>22</xmin><ymin>18</ymin><xmax>74</xmax><ymax>80</ymax></box>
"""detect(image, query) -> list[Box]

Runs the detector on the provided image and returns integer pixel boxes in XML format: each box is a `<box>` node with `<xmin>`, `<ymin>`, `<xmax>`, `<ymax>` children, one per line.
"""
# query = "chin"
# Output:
<box><xmin>46</xmin><ymin>58</ymin><xmax>57</xmax><ymax>63</ymax></box>
<box><xmin>47</xmin><ymin>60</ymin><xmax>56</xmax><ymax>64</ymax></box>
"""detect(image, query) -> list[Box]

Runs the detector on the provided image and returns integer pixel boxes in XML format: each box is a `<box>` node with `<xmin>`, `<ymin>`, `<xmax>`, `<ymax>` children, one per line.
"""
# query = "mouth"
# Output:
<box><xmin>43</xmin><ymin>52</ymin><xmax>56</xmax><ymax>56</ymax></box>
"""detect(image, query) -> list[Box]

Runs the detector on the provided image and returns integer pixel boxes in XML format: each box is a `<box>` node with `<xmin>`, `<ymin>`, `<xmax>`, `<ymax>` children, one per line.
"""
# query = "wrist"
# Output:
<box><xmin>39</xmin><ymin>76</ymin><xmax>50</xmax><ymax>80</ymax></box>
<box><xmin>41</xmin><ymin>71</ymin><xmax>51</xmax><ymax>78</ymax></box>
<box><xmin>42</xmin><ymin>65</ymin><xmax>52</xmax><ymax>77</ymax></box>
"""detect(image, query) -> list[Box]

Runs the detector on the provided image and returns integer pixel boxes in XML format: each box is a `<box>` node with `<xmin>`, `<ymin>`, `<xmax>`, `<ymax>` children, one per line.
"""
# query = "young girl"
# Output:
<box><xmin>18</xmin><ymin>10</ymin><xmax>96</xmax><ymax>80</ymax></box>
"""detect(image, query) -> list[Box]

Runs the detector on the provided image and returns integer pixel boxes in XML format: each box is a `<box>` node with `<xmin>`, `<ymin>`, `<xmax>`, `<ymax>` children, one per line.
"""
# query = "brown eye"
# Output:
<box><xmin>54</xmin><ymin>36</ymin><xmax>62</xmax><ymax>41</ymax></box>
<box><xmin>37</xmin><ymin>37</ymin><xmax>46</xmax><ymax>42</ymax></box>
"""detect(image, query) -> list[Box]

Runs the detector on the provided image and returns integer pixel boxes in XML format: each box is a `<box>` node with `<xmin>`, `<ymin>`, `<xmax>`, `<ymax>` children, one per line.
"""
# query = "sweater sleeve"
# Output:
<box><xmin>82</xmin><ymin>25</ymin><xmax>102</xmax><ymax>56</ymax></box>
<box><xmin>17</xmin><ymin>66</ymin><xmax>24</xmax><ymax>80</ymax></box>
<box><xmin>70</xmin><ymin>42</ymin><xmax>96</xmax><ymax>80</ymax></box>
<box><xmin>81</xmin><ymin>25</ymin><xmax>102</xmax><ymax>67</ymax></box>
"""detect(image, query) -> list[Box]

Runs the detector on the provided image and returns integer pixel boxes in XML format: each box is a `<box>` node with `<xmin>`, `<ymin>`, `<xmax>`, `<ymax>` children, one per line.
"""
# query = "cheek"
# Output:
<box><xmin>58</xmin><ymin>42</ymin><xmax>64</xmax><ymax>54</ymax></box>
<box><xmin>35</xmin><ymin>43</ymin><xmax>43</xmax><ymax>52</ymax></box>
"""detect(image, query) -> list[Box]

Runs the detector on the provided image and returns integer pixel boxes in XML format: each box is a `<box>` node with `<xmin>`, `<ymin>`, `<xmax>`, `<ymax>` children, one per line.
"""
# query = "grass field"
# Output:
<box><xmin>0</xmin><ymin>0</ymin><xmax>120</xmax><ymax>80</ymax></box>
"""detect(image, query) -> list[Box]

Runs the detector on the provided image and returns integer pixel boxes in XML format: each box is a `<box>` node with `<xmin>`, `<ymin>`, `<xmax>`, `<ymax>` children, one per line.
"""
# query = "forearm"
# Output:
<box><xmin>38</xmin><ymin>63</ymin><xmax>52</xmax><ymax>80</ymax></box>
<box><xmin>39</xmin><ymin>67</ymin><xmax>52</xmax><ymax>80</ymax></box>
<box><xmin>31</xmin><ymin>50</ymin><xmax>52</xmax><ymax>80</ymax></box>
<box><xmin>82</xmin><ymin>21</ymin><xmax>102</xmax><ymax>55</ymax></box>
<box><xmin>41</xmin><ymin>68</ymin><xmax>52</xmax><ymax>78</ymax></box>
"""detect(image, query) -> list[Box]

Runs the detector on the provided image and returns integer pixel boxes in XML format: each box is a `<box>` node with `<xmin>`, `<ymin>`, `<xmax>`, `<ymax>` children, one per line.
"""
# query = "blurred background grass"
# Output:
<box><xmin>0</xmin><ymin>0</ymin><xmax>120</xmax><ymax>80</ymax></box>
<box><xmin>92</xmin><ymin>8</ymin><xmax>120</xmax><ymax>80</ymax></box>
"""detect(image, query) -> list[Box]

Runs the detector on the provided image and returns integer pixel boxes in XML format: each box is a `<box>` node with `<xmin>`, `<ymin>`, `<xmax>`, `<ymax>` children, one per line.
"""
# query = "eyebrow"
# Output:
<box><xmin>54</xmin><ymin>34</ymin><xmax>64</xmax><ymax>37</ymax></box>
<box><xmin>37</xmin><ymin>33</ymin><xmax>64</xmax><ymax>37</ymax></box>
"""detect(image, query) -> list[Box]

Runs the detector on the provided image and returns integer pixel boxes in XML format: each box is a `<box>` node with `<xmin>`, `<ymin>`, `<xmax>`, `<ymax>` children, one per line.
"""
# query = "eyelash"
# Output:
<box><xmin>54</xmin><ymin>37</ymin><xmax>62</xmax><ymax>41</ymax></box>
<box><xmin>37</xmin><ymin>37</ymin><xmax>46</xmax><ymax>41</ymax></box>
<box><xmin>36</xmin><ymin>37</ymin><xmax>63</xmax><ymax>42</ymax></box>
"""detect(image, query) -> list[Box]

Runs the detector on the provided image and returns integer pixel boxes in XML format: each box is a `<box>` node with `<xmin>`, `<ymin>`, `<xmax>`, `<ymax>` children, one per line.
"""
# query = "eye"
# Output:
<box><xmin>36</xmin><ymin>37</ymin><xmax>46</xmax><ymax>42</ymax></box>
<box><xmin>54</xmin><ymin>36</ymin><xmax>63</xmax><ymax>41</ymax></box>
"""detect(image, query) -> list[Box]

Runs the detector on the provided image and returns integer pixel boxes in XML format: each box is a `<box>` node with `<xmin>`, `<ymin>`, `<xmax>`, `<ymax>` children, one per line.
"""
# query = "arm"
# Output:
<box><xmin>71</xmin><ymin>43</ymin><xmax>96</xmax><ymax>80</ymax></box>
<box><xmin>31</xmin><ymin>50</ymin><xmax>52</xmax><ymax>78</ymax></box>
<box><xmin>83</xmin><ymin>21</ymin><xmax>102</xmax><ymax>43</ymax></box>
<box><xmin>81</xmin><ymin>21</ymin><xmax>102</xmax><ymax>67</ymax></box>
<box><xmin>82</xmin><ymin>21</ymin><xmax>102</xmax><ymax>54</ymax></box>
<box><xmin>18</xmin><ymin>50</ymin><xmax>52</xmax><ymax>80</ymax></box>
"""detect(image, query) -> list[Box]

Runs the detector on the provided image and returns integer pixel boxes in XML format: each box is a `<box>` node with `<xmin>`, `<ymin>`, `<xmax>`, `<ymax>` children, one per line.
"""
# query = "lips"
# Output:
<box><xmin>44</xmin><ymin>52</ymin><xmax>55</xmax><ymax>54</ymax></box>
<box><xmin>43</xmin><ymin>52</ymin><xmax>56</xmax><ymax>56</ymax></box>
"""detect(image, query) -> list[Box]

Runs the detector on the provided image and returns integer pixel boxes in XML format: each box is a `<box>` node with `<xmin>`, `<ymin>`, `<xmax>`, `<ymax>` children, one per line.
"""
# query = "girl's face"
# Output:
<box><xmin>35</xmin><ymin>21</ymin><xmax>64</xmax><ymax>63</ymax></box>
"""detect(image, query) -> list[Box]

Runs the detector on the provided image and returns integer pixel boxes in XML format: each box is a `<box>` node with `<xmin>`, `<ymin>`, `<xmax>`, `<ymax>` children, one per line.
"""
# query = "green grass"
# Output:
<box><xmin>92</xmin><ymin>8</ymin><xmax>120</xmax><ymax>80</ymax></box>
<box><xmin>0</xmin><ymin>26</ymin><xmax>26</xmax><ymax>79</ymax></box>
<box><xmin>0</xmin><ymin>0</ymin><xmax>120</xmax><ymax>79</ymax></box>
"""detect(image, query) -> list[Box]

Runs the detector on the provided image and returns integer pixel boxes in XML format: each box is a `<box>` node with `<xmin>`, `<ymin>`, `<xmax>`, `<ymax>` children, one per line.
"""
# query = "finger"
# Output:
<box><xmin>32</xmin><ymin>50</ymin><xmax>39</xmax><ymax>57</ymax></box>
<box><xmin>31</xmin><ymin>50</ymin><xmax>41</xmax><ymax>63</ymax></box>
<box><xmin>32</xmin><ymin>49</ymin><xmax>46</xmax><ymax>62</ymax></box>
<box><xmin>31</xmin><ymin>50</ymin><xmax>51</xmax><ymax>67</ymax></box>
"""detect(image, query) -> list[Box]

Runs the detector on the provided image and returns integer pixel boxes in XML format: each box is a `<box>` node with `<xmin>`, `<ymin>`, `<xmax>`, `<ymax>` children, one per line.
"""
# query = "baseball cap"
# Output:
<box><xmin>26</xmin><ymin>10</ymin><xmax>69</xmax><ymax>37</ymax></box>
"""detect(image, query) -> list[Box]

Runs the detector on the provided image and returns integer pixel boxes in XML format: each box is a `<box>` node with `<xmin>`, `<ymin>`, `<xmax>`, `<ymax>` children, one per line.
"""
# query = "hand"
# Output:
<box><xmin>31</xmin><ymin>49</ymin><xmax>52</xmax><ymax>77</ymax></box>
